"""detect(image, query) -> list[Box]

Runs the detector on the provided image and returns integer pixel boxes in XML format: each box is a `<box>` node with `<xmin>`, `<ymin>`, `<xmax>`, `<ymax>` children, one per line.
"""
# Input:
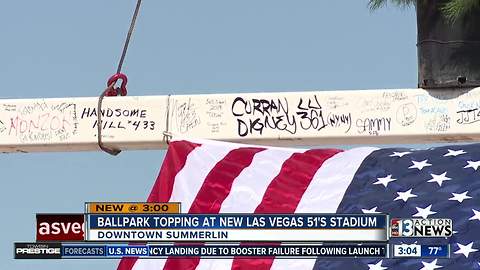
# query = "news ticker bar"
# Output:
<box><xmin>14</xmin><ymin>243</ymin><xmax>451</xmax><ymax>259</ymax></box>
<box><xmin>85</xmin><ymin>202</ymin><xmax>180</xmax><ymax>214</ymax></box>
<box><xmin>15</xmin><ymin>243</ymin><xmax>389</xmax><ymax>259</ymax></box>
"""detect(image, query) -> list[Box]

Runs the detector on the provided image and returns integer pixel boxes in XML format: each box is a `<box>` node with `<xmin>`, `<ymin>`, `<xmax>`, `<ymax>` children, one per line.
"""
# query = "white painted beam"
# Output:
<box><xmin>1</xmin><ymin>87</ymin><xmax>479</xmax><ymax>153</ymax></box>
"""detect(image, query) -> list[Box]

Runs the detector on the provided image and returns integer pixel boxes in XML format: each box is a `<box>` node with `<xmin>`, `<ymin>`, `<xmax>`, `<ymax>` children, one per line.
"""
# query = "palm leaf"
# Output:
<box><xmin>369</xmin><ymin>0</ymin><xmax>480</xmax><ymax>23</ymax></box>
<box><xmin>368</xmin><ymin>0</ymin><xmax>416</xmax><ymax>10</ymax></box>
<box><xmin>441</xmin><ymin>0</ymin><xmax>480</xmax><ymax>22</ymax></box>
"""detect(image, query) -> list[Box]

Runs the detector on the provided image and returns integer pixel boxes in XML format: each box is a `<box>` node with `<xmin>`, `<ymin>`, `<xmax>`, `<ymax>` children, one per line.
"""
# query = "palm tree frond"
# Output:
<box><xmin>368</xmin><ymin>0</ymin><xmax>416</xmax><ymax>10</ymax></box>
<box><xmin>369</xmin><ymin>0</ymin><xmax>480</xmax><ymax>23</ymax></box>
<box><xmin>368</xmin><ymin>0</ymin><xmax>387</xmax><ymax>10</ymax></box>
<box><xmin>441</xmin><ymin>0</ymin><xmax>480</xmax><ymax>22</ymax></box>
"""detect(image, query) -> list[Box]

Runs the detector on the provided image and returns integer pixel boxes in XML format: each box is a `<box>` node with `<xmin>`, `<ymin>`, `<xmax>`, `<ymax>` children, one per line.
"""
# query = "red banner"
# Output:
<box><xmin>36</xmin><ymin>214</ymin><xmax>84</xmax><ymax>241</ymax></box>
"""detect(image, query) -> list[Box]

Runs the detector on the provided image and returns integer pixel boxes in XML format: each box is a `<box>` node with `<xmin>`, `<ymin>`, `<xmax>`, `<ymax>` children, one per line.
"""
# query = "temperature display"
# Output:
<box><xmin>392</xmin><ymin>244</ymin><xmax>449</xmax><ymax>258</ymax></box>
<box><xmin>420</xmin><ymin>245</ymin><xmax>449</xmax><ymax>258</ymax></box>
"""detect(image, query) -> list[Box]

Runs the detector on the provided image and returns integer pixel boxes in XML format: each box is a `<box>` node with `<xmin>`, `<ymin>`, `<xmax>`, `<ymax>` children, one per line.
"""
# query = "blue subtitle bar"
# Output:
<box><xmin>88</xmin><ymin>214</ymin><xmax>387</xmax><ymax>229</ymax></box>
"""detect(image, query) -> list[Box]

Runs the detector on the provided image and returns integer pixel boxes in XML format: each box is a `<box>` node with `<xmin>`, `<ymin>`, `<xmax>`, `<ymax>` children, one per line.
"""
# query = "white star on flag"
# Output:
<box><xmin>449</xmin><ymin>191</ymin><xmax>472</xmax><ymax>203</ymax></box>
<box><xmin>454</xmin><ymin>242</ymin><xmax>478</xmax><ymax>258</ymax></box>
<box><xmin>368</xmin><ymin>260</ymin><xmax>387</xmax><ymax>270</ymax></box>
<box><xmin>413</xmin><ymin>204</ymin><xmax>436</xmax><ymax>219</ymax></box>
<box><xmin>420</xmin><ymin>259</ymin><xmax>442</xmax><ymax>270</ymax></box>
<box><xmin>389</xmin><ymin>151</ymin><xmax>411</xmax><ymax>157</ymax></box>
<box><xmin>469</xmin><ymin>209</ymin><xmax>480</xmax><ymax>221</ymax></box>
<box><xmin>394</xmin><ymin>188</ymin><xmax>417</xmax><ymax>202</ymax></box>
<box><xmin>427</xmin><ymin>172</ymin><xmax>451</xmax><ymax>187</ymax></box>
<box><xmin>362</xmin><ymin>206</ymin><xmax>381</xmax><ymax>214</ymax></box>
<box><xmin>409</xmin><ymin>160</ymin><xmax>432</xmax><ymax>170</ymax></box>
<box><xmin>373</xmin><ymin>174</ymin><xmax>396</xmax><ymax>187</ymax></box>
<box><xmin>464</xmin><ymin>160</ymin><xmax>480</xmax><ymax>171</ymax></box>
<box><xmin>444</xmin><ymin>149</ymin><xmax>466</xmax><ymax>157</ymax></box>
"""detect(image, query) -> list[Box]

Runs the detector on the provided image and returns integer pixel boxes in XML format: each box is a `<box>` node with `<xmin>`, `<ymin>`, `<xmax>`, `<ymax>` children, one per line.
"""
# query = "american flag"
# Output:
<box><xmin>118</xmin><ymin>139</ymin><xmax>480</xmax><ymax>270</ymax></box>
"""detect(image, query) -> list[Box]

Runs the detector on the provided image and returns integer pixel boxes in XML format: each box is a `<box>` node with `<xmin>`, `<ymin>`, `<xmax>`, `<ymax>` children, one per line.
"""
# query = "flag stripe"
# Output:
<box><xmin>255</xmin><ymin>149</ymin><xmax>342</xmax><ymax>213</ymax></box>
<box><xmin>169</xmin><ymin>143</ymin><xmax>240</xmax><ymax>211</ymax></box>
<box><xmin>220</xmin><ymin>148</ymin><xmax>307</xmax><ymax>214</ymax></box>
<box><xmin>269</xmin><ymin>147</ymin><xmax>378</xmax><ymax>270</ymax></box>
<box><xmin>189</xmin><ymin>147</ymin><xmax>267</xmax><ymax>214</ymax></box>
<box><xmin>131</xmin><ymin>142</ymin><xmax>239</xmax><ymax>270</ymax></box>
<box><xmin>195</xmin><ymin>148</ymin><xmax>306</xmax><ymax>270</ymax></box>
<box><xmin>117</xmin><ymin>140</ymin><xmax>201</xmax><ymax>270</ymax></box>
<box><xmin>296</xmin><ymin>147</ymin><xmax>379</xmax><ymax>213</ymax></box>
<box><xmin>148</xmin><ymin>140</ymin><xmax>202</xmax><ymax>202</ymax></box>
<box><xmin>162</xmin><ymin>147</ymin><xmax>266</xmax><ymax>270</ymax></box>
<box><xmin>231</xmin><ymin>148</ymin><xmax>342</xmax><ymax>270</ymax></box>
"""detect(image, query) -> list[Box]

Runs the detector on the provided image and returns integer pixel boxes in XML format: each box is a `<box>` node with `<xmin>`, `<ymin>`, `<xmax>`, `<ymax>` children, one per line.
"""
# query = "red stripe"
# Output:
<box><xmin>162</xmin><ymin>147</ymin><xmax>266</xmax><ymax>270</ymax></box>
<box><xmin>117</xmin><ymin>140</ymin><xmax>201</xmax><ymax>270</ymax></box>
<box><xmin>231</xmin><ymin>148</ymin><xmax>341</xmax><ymax>270</ymax></box>
<box><xmin>148</xmin><ymin>140</ymin><xmax>202</xmax><ymax>203</ymax></box>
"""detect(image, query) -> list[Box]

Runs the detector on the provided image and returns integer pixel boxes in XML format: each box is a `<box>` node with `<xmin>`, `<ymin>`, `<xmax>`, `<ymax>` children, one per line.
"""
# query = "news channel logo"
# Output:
<box><xmin>390</xmin><ymin>218</ymin><xmax>453</xmax><ymax>237</ymax></box>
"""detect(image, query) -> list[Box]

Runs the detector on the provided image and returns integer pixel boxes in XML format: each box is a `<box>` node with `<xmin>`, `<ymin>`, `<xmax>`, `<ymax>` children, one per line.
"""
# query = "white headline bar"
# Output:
<box><xmin>87</xmin><ymin>229</ymin><xmax>387</xmax><ymax>242</ymax></box>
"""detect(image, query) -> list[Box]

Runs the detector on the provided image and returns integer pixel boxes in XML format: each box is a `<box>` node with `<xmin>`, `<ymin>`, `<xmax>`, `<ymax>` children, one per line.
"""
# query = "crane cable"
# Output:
<box><xmin>97</xmin><ymin>0</ymin><xmax>143</xmax><ymax>156</ymax></box>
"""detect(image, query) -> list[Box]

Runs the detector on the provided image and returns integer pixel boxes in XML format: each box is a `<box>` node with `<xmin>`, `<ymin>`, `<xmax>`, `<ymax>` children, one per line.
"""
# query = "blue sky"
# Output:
<box><xmin>1</xmin><ymin>1</ymin><xmax>416</xmax><ymax>269</ymax></box>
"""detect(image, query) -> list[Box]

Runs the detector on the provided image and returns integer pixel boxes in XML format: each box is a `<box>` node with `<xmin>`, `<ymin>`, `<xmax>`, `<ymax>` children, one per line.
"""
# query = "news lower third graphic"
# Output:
<box><xmin>14</xmin><ymin>202</ymin><xmax>453</xmax><ymax>259</ymax></box>
<box><xmin>86</xmin><ymin>213</ymin><xmax>388</xmax><ymax>242</ymax></box>
<box><xmin>15</xmin><ymin>243</ymin><xmax>388</xmax><ymax>259</ymax></box>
